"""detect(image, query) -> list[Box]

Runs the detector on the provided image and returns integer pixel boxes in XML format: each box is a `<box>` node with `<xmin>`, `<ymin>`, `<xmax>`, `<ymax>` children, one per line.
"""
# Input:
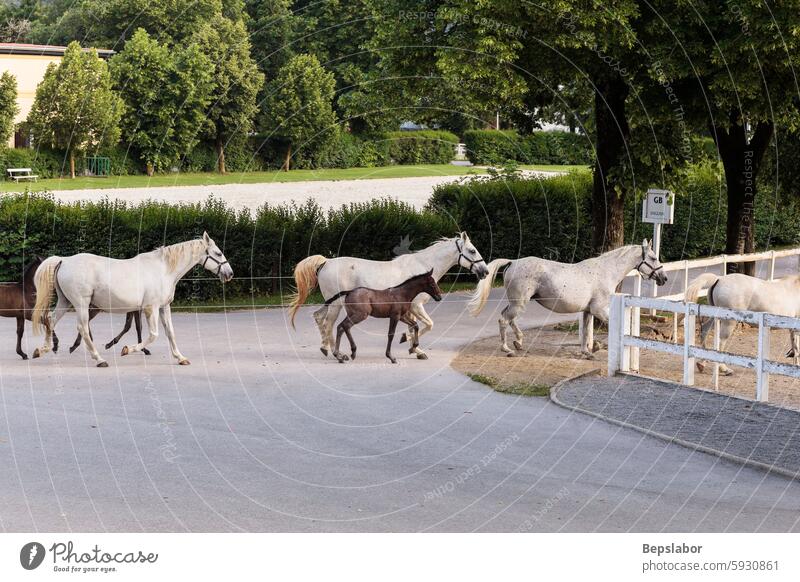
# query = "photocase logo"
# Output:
<box><xmin>20</xmin><ymin>542</ymin><xmax>45</xmax><ymax>570</ymax></box>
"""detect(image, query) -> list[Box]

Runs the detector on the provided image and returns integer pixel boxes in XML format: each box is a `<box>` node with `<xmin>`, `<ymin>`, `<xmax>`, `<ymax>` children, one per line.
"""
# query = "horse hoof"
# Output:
<box><xmin>399</xmin><ymin>333</ymin><xmax>407</xmax><ymax>344</ymax></box>
<box><xmin>179</xmin><ymin>359</ymin><xmax>191</xmax><ymax>366</ymax></box>
<box><xmin>20</xmin><ymin>354</ymin><xmax>28</xmax><ymax>360</ymax></box>
<box><xmin>696</xmin><ymin>362</ymin><xmax>705</xmax><ymax>373</ymax></box>
<box><xmin>320</xmin><ymin>347</ymin><xmax>328</xmax><ymax>357</ymax></box>
<box><xmin>721</xmin><ymin>368</ymin><xmax>733</xmax><ymax>377</ymax></box>
<box><xmin>69</xmin><ymin>346</ymin><xmax>77</xmax><ymax>354</ymax></box>
<box><xmin>97</xmin><ymin>361</ymin><xmax>109</xmax><ymax>368</ymax></box>
<box><xmin>52</xmin><ymin>345</ymin><xmax>58</xmax><ymax>353</ymax></box>
<box><xmin>592</xmin><ymin>340</ymin><xmax>604</xmax><ymax>352</ymax></box>
<box><xmin>351</xmin><ymin>352</ymin><xmax>356</xmax><ymax>360</ymax></box>
<box><xmin>143</xmin><ymin>348</ymin><xmax>151</xmax><ymax>356</ymax></box>
<box><xmin>121</xmin><ymin>346</ymin><xmax>129</xmax><ymax>356</ymax></box>
<box><xmin>104</xmin><ymin>343</ymin><xmax>113</xmax><ymax>350</ymax></box>
<box><xmin>416</xmin><ymin>353</ymin><xmax>428</xmax><ymax>360</ymax></box>
<box><xmin>513</xmin><ymin>340</ymin><xmax>523</xmax><ymax>351</ymax></box>
<box><xmin>580</xmin><ymin>352</ymin><xmax>595</xmax><ymax>360</ymax></box>
<box><xmin>389</xmin><ymin>358</ymin><xmax>397</xmax><ymax>364</ymax></box>
<box><xmin>32</xmin><ymin>349</ymin><xmax>40</xmax><ymax>359</ymax></box>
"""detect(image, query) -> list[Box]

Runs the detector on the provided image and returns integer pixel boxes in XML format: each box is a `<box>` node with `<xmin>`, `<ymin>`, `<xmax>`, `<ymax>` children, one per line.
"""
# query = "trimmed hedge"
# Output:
<box><xmin>0</xmin><ymin>146</ymin><xmax>141</xmax><ymax>178</ymax></box>
<box><xmin>385</xmin><ymin>130</ymin><xmax>458</xmax><ymax>165</ymax></box>
<box><xmin>0</xmin><ymin>194</ymin><xmax>453</xmax><ymax>301</ymax></box>
<box><xmin>462</xmin><ymin>129</ymin><xmax>593</xmax><ymax>166</ymax></box>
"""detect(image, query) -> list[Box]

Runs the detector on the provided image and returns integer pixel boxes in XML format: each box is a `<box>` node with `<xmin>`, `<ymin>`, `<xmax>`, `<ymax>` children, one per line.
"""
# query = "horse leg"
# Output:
<box><xmin>135</xmin><ymin>311</ymin><xmax>151</xmax><ymax>356</ymax></box>
<box><xmin>312</xmin><ymin>304</ymin><xmax>330</xmax><ymax>355</ymax></box>
<box><xmin>16</xmin><ymin>316</ymin><xmax>27</xmax><ymax>360</ymax></box>
<box><xmin>694</xmin><ymin>317</ymin><xmax>715</xmax><ymax>373</ymax></box>
<box><xmin>158</xmin><ymin>304</ymin><xmax>188</xmax><ymax>364</ymax></box>
<box><xmin>785</xmin><ymin>330</ymin><xmax>800</xmax><ymax>365</ymax></box>
<box><xmin>105</xmin><ymin>310</ymin><xmax>132</xmax><ymax>349</ymax></box>
<box><xmin>121</xmin><ymin>306</ymin><xmax>159</xmax><ymax>359</ymax></box>
<box><xmin>333</xmin><ymin>319</ymin><xmax>352</xmax><ymax>363</ymax></box>
<box><xmin>579</xmin><ymin>311</ymin><xmax>594</xmax><ymax>358</ymax></box>
<box><xmin>321</xmin><ymin>303</ymin><xmax>342</xmax><ymax>357</ymax></box>
<box><xmin>403</xmin><ymin>302</ymin><xmax>433</xmax><ymax>359</ymax></box>
<box><xmin>386</xmin><ymin>317</ymin><xmax>398</xmax><ymax>364</ymax></box>
<box><xmin>712</xmin><ymin>320</ymin><xmax>737</xmax><ymax>376</ymax></box>
<box><xmin>402</xmin><ymin>315</ymin><xmax>421</xmax><ymax>357</ymax></box>
<box><xmin>74</xmin><ymin>302</ymin><xmax>107</xmax><ymax>367</ymax></box>
<box><xmin>33</xmin><ymin>294</ymin><xmax>70</xmax><ymax>358</ymax></box>
<box><xmin>71</xmin><ymin>307</ymin><xmax>96</xmax><ymax>353</ymax></box>
<box><xmin>499</xmin><ymin>295</ymin><xmax>527</xmax><ymax>356</ymax></box>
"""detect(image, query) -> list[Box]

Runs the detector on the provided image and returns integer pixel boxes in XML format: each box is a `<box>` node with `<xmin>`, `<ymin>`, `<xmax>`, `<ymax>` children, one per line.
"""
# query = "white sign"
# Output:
<box><xmin>642</xmin><ymin>188</ymin><xmax>675</xmax><ymax>224</ymax></box>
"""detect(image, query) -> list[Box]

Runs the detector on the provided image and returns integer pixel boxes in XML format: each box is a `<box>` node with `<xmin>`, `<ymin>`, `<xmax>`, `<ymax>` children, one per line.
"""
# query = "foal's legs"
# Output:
<box><xmin>16</xmin><ymin>316</ymin><xmax>27</xmax><ymax>359</ymax></box>
<box><xmin>386</xmin><ymin>317</ymin><xmax>399</xmax><ymax>363</ymax></box>
<box><xmin>121</xmin><ymin>306</ymin><xmax>159</xmax><ymax>358</ymax></box>
<box><xmin>104</xmin><ymin>311</ymin><xmax>151</xmax><ymax>355</ymax></box>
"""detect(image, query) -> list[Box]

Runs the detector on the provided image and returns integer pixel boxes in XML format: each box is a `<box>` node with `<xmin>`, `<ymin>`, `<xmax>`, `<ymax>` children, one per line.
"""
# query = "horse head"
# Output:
<box><xmin>200</xmin><ymin>232</ymin><xmax>234</xmax><ymax>283</ymax></box>
<box><xmin>423</xmin><ymin>268</ymin><xmax>443</xmax><ymax>302</ymax></box>
<box><xmin>22</xmin><ymin>256</ymin><xmax>45</xmax><ymax>284</ymax></box>
<box><xmin>637</xmin><ymin>239</ymin><xmax>668</xmax><ymax>286</ymax></box>
<box><xmin>455</xmin><ymin>232</ymin><xmax>489</xmax><ymax>279</ymax></box>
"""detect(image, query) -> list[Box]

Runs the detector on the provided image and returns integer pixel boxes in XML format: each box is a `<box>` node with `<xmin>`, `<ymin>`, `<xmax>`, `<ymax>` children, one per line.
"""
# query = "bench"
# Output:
<box><xmin>6</xmin><ymin>168</ymin><xmax>39</xmax><ymax>182</ymax></box>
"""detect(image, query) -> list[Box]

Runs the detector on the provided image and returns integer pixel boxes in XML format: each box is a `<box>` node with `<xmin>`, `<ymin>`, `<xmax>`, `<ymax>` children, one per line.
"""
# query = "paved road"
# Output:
<box><xmin>0</xmin><ymin>290</ymin><xmax>798</xmax><ymax>532</ymax></box>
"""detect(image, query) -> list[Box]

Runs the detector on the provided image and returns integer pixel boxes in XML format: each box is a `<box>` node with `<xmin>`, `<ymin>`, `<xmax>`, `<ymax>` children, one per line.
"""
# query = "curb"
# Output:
<box><xmin>549</xmin><ymin>372</ymin><xmax>800</xmax><ymax>483</ymax></box>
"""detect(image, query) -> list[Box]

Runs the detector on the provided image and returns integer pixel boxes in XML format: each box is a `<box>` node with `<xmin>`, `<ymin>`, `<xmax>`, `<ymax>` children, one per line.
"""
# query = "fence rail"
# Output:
<box><xmin>607</xmin><ymin>294</ymin><xmax>800</xmax><ymax>402</ymax></box>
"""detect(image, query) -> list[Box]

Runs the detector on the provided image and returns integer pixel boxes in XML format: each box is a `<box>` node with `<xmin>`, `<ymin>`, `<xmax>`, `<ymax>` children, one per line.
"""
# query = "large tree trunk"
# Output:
<box><xmin>216</xmin><ymin>138</ymin><xmax>226</xmax><ymax>174</ymax></box>
<box><xmin>591</xmin><ymin>72</ymin><xmax>630</xmax><ymax>253</ymax></box>
<box><xmin>282</xmin><ymin>144</ymin><xmax>292</xmax><ymax>171</ymax></box>
<box><xmin>711</xmin><ymin>117</ymin><xmax>773</xmax><ymax>276</ymax></box>
<box><xmin>69</xmin><ymin>152</ymin><xmax>75</xmax><ymax>179</ymax></box>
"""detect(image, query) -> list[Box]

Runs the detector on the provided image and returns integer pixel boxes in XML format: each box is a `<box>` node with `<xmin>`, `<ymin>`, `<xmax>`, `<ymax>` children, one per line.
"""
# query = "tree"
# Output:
<box><xmin>30</xmin><ymin>0</ymin><xmax>223</xmax><ymax>48</ymax></box>
<box><xmin>194</xmin><ymin>16</ymin><xmax>263</xmax><ymax>173</ymax></box>
<box><xmin>28</xmin><ymin>42</ymin><xmax>123</xmax><ymax>178</ymax></box>
<box><xmin>111</xmin><ymin>29</ymin><xmax>213</xmax><ymax>175</ymax></box>
<box><xmin>245</xmin><ymin>0</ymin><xmax>298</xmax><ymax>83</ymax></box>
<box><xmin>265</xmin><ymin>54</ymin><xmax>338</xmax><ymax>170</ymax></box>
<box><xmin>643</xmin><ymin>1</ymin><xmax>800</xmax><ymax>274</ymax></box>
<box><xmin>0</xmin><ymin>72</ymin><xmax>19</xmax><ymax>146</ymax></box>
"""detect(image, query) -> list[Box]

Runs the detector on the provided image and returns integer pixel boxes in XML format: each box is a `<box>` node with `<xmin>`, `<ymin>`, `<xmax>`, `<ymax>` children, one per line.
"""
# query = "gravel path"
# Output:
<box><xmin>46</xmin><ymin>170</ymin><xmax>562</xmax><ymax>212</ymax></box>
<box><xmin>553</xmin><ymin>374</ymin><xmax>800</xmax><ymax>479</ymax></box>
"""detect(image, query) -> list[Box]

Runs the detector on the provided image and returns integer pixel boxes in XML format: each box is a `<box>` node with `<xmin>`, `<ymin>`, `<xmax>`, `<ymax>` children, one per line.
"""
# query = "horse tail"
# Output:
<box><xmin>289</xmin><ymin>254</ymin><xmax>327</xmax><ymax>329</ymax></box>
<box><xmin>684</xmin><ymin>273</ymin><xmax>719</xmax><ymax>304</ymax></box>
<box><xmin>468</xmin><ymin>258</ymin><xmax>512</xmax><ymax>316</ymax></box>
<box><xmin>32</xmin><ymin>256</ymin><xmax>62</xmax><ymax>335</ymax></box>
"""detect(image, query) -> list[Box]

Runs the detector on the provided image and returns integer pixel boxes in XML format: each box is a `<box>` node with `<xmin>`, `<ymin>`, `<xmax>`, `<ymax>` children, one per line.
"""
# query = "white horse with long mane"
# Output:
<box><xmin>31</xmin><ymin>232</ymin><xmax>233</xmax><ymax>367</ymax></box>
<box><xmin>685</xmin><ymin>272</ymin><xmax>800</xmax><ymax>375</ymax></box>
<box><xmin>469</xmin><ymin>240</ymin><xmax>668</xmax><ymax>357</ymax></box>
<box><xmin>288</xmin><ymin>233</ymin><xmax>489</xmax><ymax>358</ymax></box>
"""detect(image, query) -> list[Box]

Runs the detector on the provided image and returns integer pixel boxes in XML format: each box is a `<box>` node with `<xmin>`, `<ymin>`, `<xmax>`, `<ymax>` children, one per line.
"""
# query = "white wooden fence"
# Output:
<box><xmin>607</xmin><ymin>294</ymin><xmax>800</xmax><ymax>402</ymax></box>
<box><xmin>598</xmin><ymin>246</ymin><xmax>800</xmax><ymax>402</ymax></box>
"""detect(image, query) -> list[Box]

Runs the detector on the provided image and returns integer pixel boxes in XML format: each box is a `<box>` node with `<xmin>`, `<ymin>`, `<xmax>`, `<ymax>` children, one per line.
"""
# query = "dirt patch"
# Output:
<box><xmin>453</xmin><ymin>318</ymin><xmax>800</xmax><ymax>411</ymax></box>
<box><xmin>452</xmin><ymin>325</ymin><xmax>602</xmax><ymax>392</ymax></box>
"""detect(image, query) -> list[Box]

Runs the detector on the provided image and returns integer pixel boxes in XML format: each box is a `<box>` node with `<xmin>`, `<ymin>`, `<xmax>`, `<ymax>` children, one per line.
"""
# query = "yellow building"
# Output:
<box><xmin>0</xmin><ymin>43</ymin><xmax>114</xmax><ymax>147</ymax></box>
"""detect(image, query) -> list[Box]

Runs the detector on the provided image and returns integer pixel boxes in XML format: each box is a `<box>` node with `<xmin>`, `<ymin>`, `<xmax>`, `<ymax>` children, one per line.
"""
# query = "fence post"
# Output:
<box><xmin>631</xmin><ymin>275</ymin><xmax>641</xmax><ymax>371</ymax></box>
<box><xmin>711</xmin><ymin>318</ymin><xmax>720</xmax><ymax>390</ymax></box>
<box><xmin>756</xmin><ymin>312</ymin><xmax>770</xmax><ymax>402</ymax></box>
<box><xmin>683</xmin><ymin>302</ymin><xmax>696</xmax><ymax>386</ymax></box>
<box><xmin>769</xmin><ymin>251</ymin><xmax>776</xmax><ymax>281</ymax></box>
<box><xmin>608</xmin><ymin>294</ymin><xmax>626</xmax><ymax>376</ymax></box>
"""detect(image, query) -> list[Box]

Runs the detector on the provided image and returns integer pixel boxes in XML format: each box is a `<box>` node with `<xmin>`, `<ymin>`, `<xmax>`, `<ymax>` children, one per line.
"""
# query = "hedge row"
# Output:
<box><xmin>0</xmin><ymin>194</ymin><xmax>453</xmax><ymax>301</ymax></box>
<box><xmin>462</xmin><ymin>129</ymin><xmax>594</xmax><ymax>166</ymax></box>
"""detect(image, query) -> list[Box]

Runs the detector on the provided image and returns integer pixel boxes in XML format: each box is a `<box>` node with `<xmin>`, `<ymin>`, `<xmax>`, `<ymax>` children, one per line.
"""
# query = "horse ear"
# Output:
<box><xmin>642</xmin><ymin>238</ymin><xmax>649</xmax><ymax>249</ymax></box>
<box><xmin>460</xmin><ymin>231</ymin><xmax>467</xmax><ymax>241</ymax></box>
<box><xmin>428</xmin><ymin>268</ymin><xmax>434</xmax><ymax>276</ymax></box>
<box><xmin>203</xmin><ymin>231</ymin><xmax>210</xmax><ymax>245</ymax></box>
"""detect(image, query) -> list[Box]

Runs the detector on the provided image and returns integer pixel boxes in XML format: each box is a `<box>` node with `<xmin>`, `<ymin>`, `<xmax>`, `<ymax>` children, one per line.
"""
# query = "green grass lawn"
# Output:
<box><xmin>1</xmin><ymin>163</ymin><xmax>583</xmax><ymax>193</ymax></box>
<box><xmin>519</xmin><ymin>164</ymin><xmax>591</xmax><ymax>173</ymax></box>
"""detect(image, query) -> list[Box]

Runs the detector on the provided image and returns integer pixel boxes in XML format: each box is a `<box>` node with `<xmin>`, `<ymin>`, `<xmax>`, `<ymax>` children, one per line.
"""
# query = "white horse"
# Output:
<box><xmin>685</xmin><ymin>272</ymin><xmax>800</xmax><ymax>375</ymax></box>
<box><xmin>31</xmin><ymin>232</ymin><xmax>233</xmax><ymax>367</ymax></box>
<box><xmin>288</xmin><ymin>233</ymin><xmax>489</xmax><ymax>359</ymax></box>
<box><xmin>469</xmin><ymin>240</ymin><xmax>668</xmax><ymax>357</ymax></box>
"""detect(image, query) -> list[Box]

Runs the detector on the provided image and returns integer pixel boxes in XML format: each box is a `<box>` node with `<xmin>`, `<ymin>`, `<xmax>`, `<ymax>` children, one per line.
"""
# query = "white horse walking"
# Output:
<box><xmin>288</xmin><ymin>233</ymin><xmax>489</xmax><ymax>359</ymax></box>
<box><xmin>469</xmin><ymin>240</ymin><xmax>668</xmax><ymax>357</ymax></box>
<box><xmin>31</xmin><ymin>232</ymin><xmax>233</xmax><ymax>367</ymax></box>
<box><xmin>684</xmin><ymin>272</ymin><xmax>800</xmax><ymax>375</ymax></box>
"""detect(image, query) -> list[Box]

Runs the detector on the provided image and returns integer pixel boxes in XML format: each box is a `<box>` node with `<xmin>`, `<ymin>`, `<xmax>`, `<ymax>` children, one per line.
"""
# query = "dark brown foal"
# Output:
<box><xmin>330</xmin><ymin>269</ymin><xmax>443</xmax><ymax>364</ymax></box>
<box><xmin>0</xmin><ymin>257</ymin><xmax>59</xmax><ymax>359</ymax></box>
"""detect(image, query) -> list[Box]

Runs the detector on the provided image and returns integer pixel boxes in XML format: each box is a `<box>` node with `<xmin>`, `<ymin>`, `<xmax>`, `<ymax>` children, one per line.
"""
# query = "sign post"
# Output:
<box><xmin>641</xmin><ymin>188</ymin><xmax>675</xmax><ymax>259</ymax></box>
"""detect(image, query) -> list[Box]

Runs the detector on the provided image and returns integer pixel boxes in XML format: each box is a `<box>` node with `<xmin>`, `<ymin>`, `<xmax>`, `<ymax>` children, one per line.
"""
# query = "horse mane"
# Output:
<box><xmin>157</xmin><ymin>239</ymin><xmax>205</xmax><ymax>271</ymax></box>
